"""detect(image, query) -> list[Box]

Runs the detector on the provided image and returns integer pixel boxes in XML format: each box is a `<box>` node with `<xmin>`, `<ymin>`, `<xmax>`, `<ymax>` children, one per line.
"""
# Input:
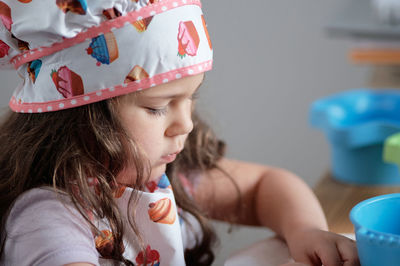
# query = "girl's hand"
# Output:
<box><xmin>285</xmin><ymin>228</ymin><xmax>360</xmax><ymax>266</ymax></box>
<box><xmin>280</xmin><ymin>263</ymin><xmax>309</xmax><ymax>266</ymax></box>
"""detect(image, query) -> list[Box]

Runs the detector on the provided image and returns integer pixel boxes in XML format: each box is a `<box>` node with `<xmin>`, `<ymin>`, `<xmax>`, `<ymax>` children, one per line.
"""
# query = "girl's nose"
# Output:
<box><xmin>165</xmin><ymin>103</ymin><xmax>194</xmax><ymax>137</ymax></box>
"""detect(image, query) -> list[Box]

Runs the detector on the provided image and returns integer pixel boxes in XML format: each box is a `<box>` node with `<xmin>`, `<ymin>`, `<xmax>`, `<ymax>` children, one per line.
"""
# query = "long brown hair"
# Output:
<box><xmin>0</xmin><ymin>98</ymin><xmax>225</xmax><ymax>265</ymax></box>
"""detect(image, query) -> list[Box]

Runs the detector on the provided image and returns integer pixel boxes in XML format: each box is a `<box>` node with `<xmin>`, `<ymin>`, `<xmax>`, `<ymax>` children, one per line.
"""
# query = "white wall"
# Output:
<box><xmin>0</xmin><ymin>0</ymin><xmax>369</xmax><ymax>264</ymax></box>
<box><xmin>199</xmin><ymin>0</ymin><xmax>369</xmax><ymax>186</ymax></box>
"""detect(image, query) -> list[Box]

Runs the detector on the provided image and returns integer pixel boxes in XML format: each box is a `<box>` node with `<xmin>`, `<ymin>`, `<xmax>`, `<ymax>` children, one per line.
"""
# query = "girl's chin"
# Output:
<box><xmin>116</xmin><ymin>163</ymin><xmax>167</xmax><ymax>186</ymax></box>
<box><xmin>149</xmin><ymin>164</ymin><xmax>167</xmax><ymax>181</ymax></box>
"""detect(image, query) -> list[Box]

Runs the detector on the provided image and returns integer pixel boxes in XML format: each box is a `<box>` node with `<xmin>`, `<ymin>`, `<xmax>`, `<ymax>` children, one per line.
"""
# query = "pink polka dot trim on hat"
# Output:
<box><xmin>9</xmin><ymin>60</ymin><xmax>212</xmax><ymax>113</ymax></box>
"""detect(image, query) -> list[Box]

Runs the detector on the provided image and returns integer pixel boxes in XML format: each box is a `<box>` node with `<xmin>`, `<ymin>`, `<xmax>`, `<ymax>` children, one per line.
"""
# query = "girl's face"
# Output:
<box><xmin>116</xmin><ymin>73</ymin><xmax>204</xmax><ymax>183</ymax></box>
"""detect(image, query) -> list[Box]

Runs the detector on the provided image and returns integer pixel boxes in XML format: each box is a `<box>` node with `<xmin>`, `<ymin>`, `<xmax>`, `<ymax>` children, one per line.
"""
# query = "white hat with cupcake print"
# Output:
<box><xmin>0</xmin><ymin>0</ymin><xmax>213</xmax><ymax>113</ymax></box>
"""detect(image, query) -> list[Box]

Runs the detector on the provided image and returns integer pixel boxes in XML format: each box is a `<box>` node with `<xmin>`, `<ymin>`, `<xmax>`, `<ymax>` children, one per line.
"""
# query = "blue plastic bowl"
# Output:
<box><xmin>350</xmin><ymin>193</ymin><xmax>400</xmax><ymax>266</ymax></box>
<box><xmin>310</xmin><ymin>89</ymin><xmax>400</xmax><ymax>185</ymax></box>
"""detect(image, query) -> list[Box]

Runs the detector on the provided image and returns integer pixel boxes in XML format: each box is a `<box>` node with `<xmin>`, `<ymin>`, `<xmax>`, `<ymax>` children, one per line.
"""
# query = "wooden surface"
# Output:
<box><xmin>367</xmin><ymin>65</ymin><xmax>400</xmax><ymax>88</ymax></box>
<box><xmin>313</xmin><ymin>172</ymin><xmax>400</xmax><ymax>234</ymax></box>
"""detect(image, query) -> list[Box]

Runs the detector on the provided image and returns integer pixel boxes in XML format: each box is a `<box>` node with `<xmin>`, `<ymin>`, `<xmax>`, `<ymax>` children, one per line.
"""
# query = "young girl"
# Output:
<box><xmin>0</xmin><ymin>0</ymin><xmax>359</xmax><ymax>265</ymax></box>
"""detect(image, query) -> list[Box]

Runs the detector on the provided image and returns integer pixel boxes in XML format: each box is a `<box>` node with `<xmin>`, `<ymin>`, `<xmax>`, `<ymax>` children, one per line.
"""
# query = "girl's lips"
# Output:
<box><xmin>161</xmin><ymin>150</ymin><xmax>181</xmax><ymax>163</ymax></box>
<box><xmin>161</xmin><ymin>153</ymin><xmax>177</xmax><ymax>163</ymax></box>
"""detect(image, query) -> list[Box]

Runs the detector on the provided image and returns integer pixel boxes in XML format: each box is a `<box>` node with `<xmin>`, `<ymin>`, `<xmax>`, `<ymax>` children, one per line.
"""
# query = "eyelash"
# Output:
<box><xmin>146</xmin><ymin>107</ymin><xmax>168</xmax><ymax>116</ymax></box>
<box><xmin>190</xmin><ymin>91</ymin><xmax>199</xmax><ymax>100</ymax></box>
<box><xmin>145</xmin><ymin>92</ymin><xmax>198</xmax><ymax>116</ymax></box>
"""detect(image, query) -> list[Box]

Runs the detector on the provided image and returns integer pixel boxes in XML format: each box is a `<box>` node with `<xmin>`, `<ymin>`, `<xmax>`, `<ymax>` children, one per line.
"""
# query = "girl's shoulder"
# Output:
<box><xmin>2</xmin><ymin>187</ymin><xmax>99</xmax><ymax>266</ymax></box>
<box><xmin>6</xmin><ymin>187</ymin><xmax>86</xmax><ymax>230</ymax></box>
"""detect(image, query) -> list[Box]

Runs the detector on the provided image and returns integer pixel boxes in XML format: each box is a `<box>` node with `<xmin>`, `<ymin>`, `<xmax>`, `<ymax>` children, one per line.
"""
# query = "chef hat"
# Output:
<box><xmin>0</xmin><ymin>0</ymin><xmax>212</xmax><ymax>113</ymax></box>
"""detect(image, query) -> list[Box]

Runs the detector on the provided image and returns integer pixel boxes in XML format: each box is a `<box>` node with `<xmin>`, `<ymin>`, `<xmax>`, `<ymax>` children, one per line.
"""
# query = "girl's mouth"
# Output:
<box><xmin>161</xmin><ymin>151</ymin><xmax>180</xmax><ymax>163</ymax></box>
<box><xmin>161</xmin><ymin>153</ymin><xmax>177</xmax><ymax>163</ymax></box>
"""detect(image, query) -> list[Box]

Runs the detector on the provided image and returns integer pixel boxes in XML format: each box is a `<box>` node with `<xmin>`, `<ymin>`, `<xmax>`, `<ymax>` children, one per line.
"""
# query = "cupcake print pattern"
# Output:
<box><xmin>51</xmin><ymin>66</ymin><xmax>84</xmax><ymax>98</ymax></box>
<box><xmin>27</xmin><ymin>60</ymin><xmax>42</xmax><ymax>83</ymax></box>
<box><xmin>95</xmin><ymin>229</ymin><xmax>125</xmax><ymax>259</ymax></box>
<box><xmin>146</xmin><ymin>173</ymin><xmax>172</xmax><ymax>193</ymax></box>
<box><xmin>202</xmin><ymin>15</ymin><xmax>212</xmax><ymax>50</ymax></box>
<box><xmin>124</xmin><ymin>65</ymin><xmax>149</xmax><ymax>83</ymax></box>
<box><xmin>13</xmin><ymin>36</ymin><xmax>30</xmax><ymax>51</ymax></box>
<box><xmin>177</xmin><ymin>21</ymin><xmax>200</xmax><ymax>58</ymax></box>
<box><xmin>148</xmin><ymin>198</ymin><xmax>176</xmax><ymax>225</ymax></box>
<box><xmin>95</xmin><ymin>230</ymin><xmax>114</xmax><ymax>258</ymax></box>
<box><xmin>0</xmin><ymin>40</ymin><xmax>9</xmax><ymax>58</ymax></box>
<box><xmin>113</xmin><ymin>185</ymin><xmax>126</xmax><ymax>198</ymax></box>
<box><xmin>86</xmin><ymin>174</ymin><xmax>185</xmax><ymax>264</ymax></box>
<box><xmin>0</xmin><ymin>1</ymin><xmax>12</xmax><ymax>31</ymax></box>
<box><xmin>157</xmin><ymin>174</ymin><xmax>172</xmax><ymax>190</ymax></box>
<box><xmin>102</xmin><ymin>7</ymin><xmax>122</xmax><ymax>20</ymax></box>
<box><xmin>56</xmin><ymin>0</ymin><xmax>87</xmax><ymax>15</ymax></box>
<box><xmin>87</xmin><ymin>32</ymin><xmax>119</xmax><ymax>66</ymax></box>
<box><xmin>132</xmin><ymin>0</ymin><xmax>159</xmax><ymax>32</ymax></box>
<box><xmin>132</xmin><ymin>16</ymin><xmax>154</xmax><ymax>32</ymax></box>
<box><xmin>136</xmin><ymin>245</ymin><xmax>160</xmax><ymax>266</ymax></box>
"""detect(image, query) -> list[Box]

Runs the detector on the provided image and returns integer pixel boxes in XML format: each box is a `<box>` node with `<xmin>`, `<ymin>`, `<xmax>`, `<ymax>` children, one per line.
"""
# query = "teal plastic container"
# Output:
<box><xmin>310</xmin><ymin>89</ymin><xmax>400</xmax><ymax>185</ymax></box>
<box><xmin>350</xmin><ymin>193</ymin><xmax>400</xmax><ymax>266</ymax></box>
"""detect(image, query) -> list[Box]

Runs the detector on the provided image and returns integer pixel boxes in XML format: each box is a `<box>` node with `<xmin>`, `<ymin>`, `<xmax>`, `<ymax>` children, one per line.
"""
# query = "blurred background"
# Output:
<box><xmin>0</xmin><ymin>0</ymin><xmax>371</xmax><ymax>264</ymax></box>
<box><xmin>200</xmin><ymin>0</ymin><xmax>370</xmax><ymax>264</ymax></box>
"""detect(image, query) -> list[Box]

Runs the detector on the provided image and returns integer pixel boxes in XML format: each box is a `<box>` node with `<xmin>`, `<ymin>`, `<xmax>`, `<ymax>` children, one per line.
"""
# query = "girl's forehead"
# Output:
<box><xmin>119</xmin><ymin>73</ymin><xmax>204</xmax><ymax>103</ymax></box>
<box><xmin>137</xmin><ymin>73</ymin><xmax>204</xmax><ymax>98</ymax></box>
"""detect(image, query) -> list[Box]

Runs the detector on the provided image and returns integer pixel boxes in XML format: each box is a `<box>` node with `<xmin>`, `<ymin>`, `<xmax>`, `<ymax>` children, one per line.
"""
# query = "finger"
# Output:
<box><xmin>280</xmin><ymin>263</ymin><xmax>310</xmax><ymax>266</ymax></box>
<box><xmin>293</xmin><ymin>252</ymin><xmax>321</xmax><ymax>266</ymax></box>
<box><xmin>290</xmin><ymin>251</ymin><xmax>317</xmax><ymax>266</ymax></box>
<box><xmin>337</xmin><ymin>238</ymin><xmax>360</xmax><ymax>266</ymax></box>
<box><xmin>316</xmin><ymin>241</ymin><xmax>342</xmax><ymax>266</ymax></box>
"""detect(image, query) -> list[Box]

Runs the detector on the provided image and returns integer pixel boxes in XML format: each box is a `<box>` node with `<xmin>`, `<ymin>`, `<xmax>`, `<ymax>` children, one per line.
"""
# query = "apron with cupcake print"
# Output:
<box><xmin>93</xmin><ymin>173</ymin><xmax>197</xmax><ymax>266</ymax></box>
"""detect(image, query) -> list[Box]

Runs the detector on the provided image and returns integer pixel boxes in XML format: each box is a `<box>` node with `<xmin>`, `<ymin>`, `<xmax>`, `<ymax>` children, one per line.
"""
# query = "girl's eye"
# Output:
<box><xmin>146</xmin><ymin>107</ymin><xmax>168</xmax><ymax>116</ymax></box>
